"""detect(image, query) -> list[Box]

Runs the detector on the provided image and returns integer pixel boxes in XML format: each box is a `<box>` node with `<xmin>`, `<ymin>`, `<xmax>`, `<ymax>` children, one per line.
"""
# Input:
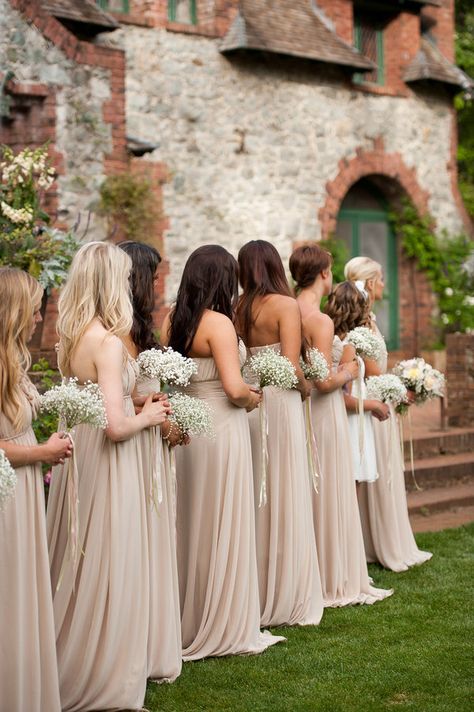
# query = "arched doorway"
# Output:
<box><xmin>335</xmin><ymin>179</ymin><xmax>399</xmax><ymax>350</ymax></box>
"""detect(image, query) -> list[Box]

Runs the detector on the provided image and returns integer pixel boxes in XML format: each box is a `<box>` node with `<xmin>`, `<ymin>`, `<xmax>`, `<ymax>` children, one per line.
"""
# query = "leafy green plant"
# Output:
<box><xmin>31</xmin><ymin>358</ymin><xmax>61</xmax><ymax>445</ymax></box>
<box><xmin>456</xmin><ymin>0</ymin><xmax>474</xmax><ymax>218</ymax></box>
<box><xmin>389</xmin><ymin>200</ymin><xmax>474</xmax><ymax>341</ymax></box>
<box><xmin>0</xmin><ymin>145</ymin><xmax>80</xmax><ymax>290</ymax></box>
<box><xmin>319</xmin><ymin>236</ymin><xmax>350</xmax><ymax>285</ymax></box>
<box><xmin>98</xmin><ymin>172</ymin><xmax>161</xmax><ymax>244</ymax></box>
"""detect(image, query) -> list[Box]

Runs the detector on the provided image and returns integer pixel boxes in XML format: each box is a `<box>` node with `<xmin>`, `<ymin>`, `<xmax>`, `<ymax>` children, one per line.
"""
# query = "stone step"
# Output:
<box><xmin>404</xmin><ymin>451</ymin><xmax>474</xmax><ymax>490</ymax></box>
<box><xmin>409</xmin><ymin>505</ymin><xmax>474</xmax><ymax>533</ymax></box>
<box><xmin>402</xmin><ymin>426</ymin><xmax>474</xmax><ymax>459</ymax></box>
<box><xmin>407</xmin><ymin>482</ymin><xmax>474</xmax><ymax>515</ymax></box>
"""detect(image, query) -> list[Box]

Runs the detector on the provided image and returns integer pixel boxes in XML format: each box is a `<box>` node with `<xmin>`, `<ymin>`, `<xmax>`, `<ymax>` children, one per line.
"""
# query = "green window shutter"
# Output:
<box><xmin>168</xmin><ymin>0</ymin><xmax>197</xmax><ymax>24</ymax></box>
<box><xmin>353</xmin><ymin>16</ymin><xmax>384</xmax><ymax>86</ymax></box>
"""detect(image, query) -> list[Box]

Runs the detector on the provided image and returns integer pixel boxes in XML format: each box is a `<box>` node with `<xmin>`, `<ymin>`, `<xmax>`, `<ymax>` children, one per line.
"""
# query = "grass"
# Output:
<box><xmin>145</xmin><ymin>525</ymin><xmax>474</xmax><ymax>712</ymax></box>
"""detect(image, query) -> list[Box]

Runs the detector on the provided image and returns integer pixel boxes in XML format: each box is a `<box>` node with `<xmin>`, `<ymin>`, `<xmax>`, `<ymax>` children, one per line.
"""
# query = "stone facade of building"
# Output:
<box><xmin>0</xmin><ymin>0</ymin><xmax>471</xmax><ymax>357</ymax></box>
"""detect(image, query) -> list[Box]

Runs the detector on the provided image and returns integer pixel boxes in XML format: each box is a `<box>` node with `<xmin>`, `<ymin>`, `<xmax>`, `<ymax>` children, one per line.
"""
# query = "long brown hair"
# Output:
<box><xmin>236</xmin><ymin>240</ymin><xmax>292</xmax><ymax>343</ymax></box>
<box><xmin>168</xmin><ymin>245</ymin><xmax>239</xmax><ymax>356</ymax></box>
<box><xmin>289</xmin><ymin>243</ymin><xmax>332</xmax><ymax>292</ymax></box>
<box><xmin>324</xmin><ymin>281</ymin><xmax>371</xmax><ymax>339</ymax></box>
<box><xmin>119</xmin><ymin>241</ymin><xmax>162</xmax><ymax>352</ymax></box>
<box><xmin>0</xmin><ymin>268</ymin><xmax>43</xmax><ymax>431</ymax></box>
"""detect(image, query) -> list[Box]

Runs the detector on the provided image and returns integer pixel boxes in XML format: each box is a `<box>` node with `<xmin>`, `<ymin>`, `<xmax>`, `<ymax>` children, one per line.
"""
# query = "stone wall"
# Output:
<box><xmin>116</xmin><ymin>25</ymin><xmax>466</xmax><ymax>303</ymax></box>
<box><xmin>0</xmin><ymin>0</ymin><xmax>120</xmax><ymax>241</ymax></box>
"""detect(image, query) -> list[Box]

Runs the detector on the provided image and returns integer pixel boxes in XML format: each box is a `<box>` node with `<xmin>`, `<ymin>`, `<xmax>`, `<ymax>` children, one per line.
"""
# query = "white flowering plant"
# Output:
<box><xmin>248</xmin><ymin>348</ymin><xmax>298</xmax><ymax>390</ymax></box>
<box><xmin>345</xmin><ymin>327</ymin><xmax>383</xmax><ymax>361</ymax></box>
<box><xmin>392</xmin><ymin>358</ymin><xmax>445</xmax><ymax>413</ymax></box>
<box><xmin>0</xmin><ymin>145</ymin><xmax>80</xmax><ymax>291</ymax></box>
<box><xmin>168</xmin><ymin>393</ymin><xmax>214</xmax><ymax>437</ymax></box>
<box><xmin>300</xmin><ymin>347</ymin><xmax>330</xmax><ymax>382</ymax></box>
<box><xmin>366</xmin><ymin>374</ymin><xmax>408</xmax><ymax>408</ymax></box>
<box><xmin>39</xmin><ymin>378</ymin><xmax>108</xmax><ymax>431</ymax></box>
<box><xmin>0</xmin><ymin>448</ymin><xmax>17</xmax><ymax>513</ymax></box>
<box><xmin>137</xmin><ymin>347</ymin><xmax>197</xmax><ymax>389</ymax></box>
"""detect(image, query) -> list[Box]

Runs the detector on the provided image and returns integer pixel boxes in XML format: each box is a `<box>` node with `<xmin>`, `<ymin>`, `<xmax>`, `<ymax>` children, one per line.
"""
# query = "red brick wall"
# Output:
<box><xmin>446</xmin><ymin>333</ymin><xmax>474</xmax><ymax>426</ymax></box>
<box><xmin>316</xmin><ymin>0</ymin><xmax>353</xmax><ymax>43</ymax></box>
<box><xmin>422</xmin><ymin>0</ymin><xmax>454</xmax><ymax>63</ymax></box>
<box><xmin>115</xmin><ymin>0</ymin><xmax>239</xmax><ymax>36</ymax></box>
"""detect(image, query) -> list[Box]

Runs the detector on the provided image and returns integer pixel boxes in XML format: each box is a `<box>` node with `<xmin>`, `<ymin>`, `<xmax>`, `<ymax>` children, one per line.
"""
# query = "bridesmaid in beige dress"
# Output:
<box><xmin>344</xmin><ymin>256</ymin><xmax>432</xmax><ymax>571</ymax></box>
<box><xmin>162</xmin><ymin>245</ymin><xmax>285</xmax><ymax>660</ymax></box>
<box><xmin>47</xmin><ymin>243</ymin><xmax>169</xmax><ymax>712</ymax></box>
<box><xmin>290</xmin><ymin>244</ymin><xmax>393</xmax><ymax>607</ymax></box>
<box><xmin>119</xmin><ymin>241</ymin><xmax>182</xmax><ymax>683</ymax></box>
<box><xmin>236</xmin><ymin>240</ymin><xmax>323</xmax><ymax>627</ymax></box>
<box><xmin>0</xmin><ymin>268</ymin><xmax>73</xmax><ymax>712</ymax></box>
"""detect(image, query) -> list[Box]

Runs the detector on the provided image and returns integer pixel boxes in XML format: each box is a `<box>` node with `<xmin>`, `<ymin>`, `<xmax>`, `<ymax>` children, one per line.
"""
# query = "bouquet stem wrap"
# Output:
<box><xmin>56</xmin><ymin>429</ymin><xmax>80</xmax><ymax>592</ymax></box>
<box><xmin>150</xmin><ymin>426</ymin><xmax>163</xmax><ymax>510</ymax></box>
<box><xmin>259</xmin><ymin>391</ymin><xmax>269</xmax><ymax>508</ymax></box>
<box><xmin>356</xmin><ymin>356</ymin><xmax>365</xmax><ymax>464</ymax></box>
<box><xmin>304</xmin><ymin>398</ymin><xmax>320</xmax><ymax>493</ymax></box>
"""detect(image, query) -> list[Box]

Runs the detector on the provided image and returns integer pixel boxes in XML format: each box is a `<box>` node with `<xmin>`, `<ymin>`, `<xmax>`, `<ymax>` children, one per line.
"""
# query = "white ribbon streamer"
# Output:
<box><xmin>258</xmin><ymin>391</ymin><xmax>268</xmax><ymax>508</ymax></box>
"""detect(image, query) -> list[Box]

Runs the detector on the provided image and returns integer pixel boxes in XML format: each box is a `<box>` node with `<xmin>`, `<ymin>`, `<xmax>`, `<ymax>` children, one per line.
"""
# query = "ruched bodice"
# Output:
<box><xmin>331</xmin><ymin>335</ymin><xmax>344</xmax><ymax>368</ymax></box>
<box><xmin>370</xmin><ymin>317</ymin><xmax>388</xmax><ymax>373</ymax></box>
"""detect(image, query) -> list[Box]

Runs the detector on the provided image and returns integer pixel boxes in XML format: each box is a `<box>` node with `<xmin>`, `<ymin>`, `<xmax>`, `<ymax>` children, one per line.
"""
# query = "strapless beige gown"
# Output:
<box><xmin>47</xmin><ymin>357</ymin><xmax>149</xmax><ymax>711</ymax></box>
<box><xmin>357</xmin><ymin>322</ymin><xmax>432</xmax><ymax>572</ymax></box>
<box><xmin>135</xmin><ymin>376</ymin><xmax>182</xmax><ymax>682</ymax></box>
<box><xmin>0</xmin><ymin>378</ymin><xmax>61</xmax><ymax>712</ymax></box>
<box><xmin>247</xmin><ymin>343</ymin><xmax>323</xmax><ymax>627</ymax></box>
<box><xmin>175</xmin><ymin>350</ymin><xmax>285</xmax><ymax>660</ymax></box>
<box><xmin>311</xmin><ymin>336</ymin><xmax>393</xmax><ymax>607</ymax></box>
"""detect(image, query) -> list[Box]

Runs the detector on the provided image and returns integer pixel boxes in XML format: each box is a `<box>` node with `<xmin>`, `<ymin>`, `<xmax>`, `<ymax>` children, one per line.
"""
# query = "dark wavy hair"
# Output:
<box><xmin>119</xmin><ymin>241</ymin><xmax>162</xmax><ymax>352</ymax></box>
<box><xmin>236</xmin><ymin>240</ymin><xmax>292</xmax><ymax>343</ymax></box>
<box><xmin>168</xmin><ymin>245</ymin><xmax>239</xmax><ymax>356</ymax></box>
<box><xmin>324</xmin><ymin>281</ymin><xmax>371</xmax><ymax>339</ymax></box>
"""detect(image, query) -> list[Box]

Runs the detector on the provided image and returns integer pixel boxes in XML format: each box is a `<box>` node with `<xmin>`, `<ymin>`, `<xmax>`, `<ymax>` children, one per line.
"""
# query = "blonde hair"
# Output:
<box><xmin>0</xmin><ymin>268</ymin><xmax>43</xmax><ymax>431</ymax></box>
<box><xmin>344</xmin><ymin>256</ymin><xmax>382</xmax><ymax>284</ymax></box>
<box><xmin>57</xmin><ymin>241</ymin><xmax>133</xmax><ymax>375</ymax></box>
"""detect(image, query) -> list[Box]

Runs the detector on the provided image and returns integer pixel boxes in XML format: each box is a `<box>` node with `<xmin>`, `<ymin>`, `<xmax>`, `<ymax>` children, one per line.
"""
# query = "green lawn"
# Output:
<box><xmin>145</xmin><ymin>524</ymin><xmax>474</xmax><ymax>712</ymax></box>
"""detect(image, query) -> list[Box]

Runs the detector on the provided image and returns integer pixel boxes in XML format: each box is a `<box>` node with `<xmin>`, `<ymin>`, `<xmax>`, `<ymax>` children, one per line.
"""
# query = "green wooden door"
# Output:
<box><xmin>335</xmin><ymin>184</ymin><xmax>399</xmax><ymax>349</ymax></box>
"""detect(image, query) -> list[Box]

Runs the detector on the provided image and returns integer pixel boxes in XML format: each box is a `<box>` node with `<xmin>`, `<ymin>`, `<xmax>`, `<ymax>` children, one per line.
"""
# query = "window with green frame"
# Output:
<box><xmin>353</xmin><ymin>15</ymin><xmax>384</xmax><ymax>85</ymax></box>
<box><xmin>96</xmin><ymin>0</ymin><xmax>130</xmax><ymax>12</ymax></box>
<box><xmin>168</xmin><ymin>0</ymin><xmax>197</xmax><ymax>24</ymax></box>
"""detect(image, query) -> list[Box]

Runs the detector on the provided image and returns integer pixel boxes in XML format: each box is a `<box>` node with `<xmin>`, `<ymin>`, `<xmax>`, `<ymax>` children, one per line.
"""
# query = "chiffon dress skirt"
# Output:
<box><xmin>0</xmin><ymin>379</ymin><xmax>61</xmax><ymax>712</ymax></box>
<box><xmin>174</xmin><ymin>353</ymin><xmax>285</xmax><ymax>660</ymax></box>
<box><xmin>357</xmin><ymin>322</ymin><xmax>432</xmax><ymax>572</ymax></box>
<box><xmin>47</xmin><ymin>358</ymin><xmax>150</xmax><ymax>712</ymax></box>
<box><xmin>310</xmin><ymin>336</ymin><xmax>393</xmax><ymax>607</ymax></box>
<box><xmin>135</xmin><ymin>376</ymin><xmax>182</xmax><ymax>682</ymax></box>
<box><xmin>247</xmin><ymin>344</ymin><xmax>323</xmax><ymax>627</ymax></box>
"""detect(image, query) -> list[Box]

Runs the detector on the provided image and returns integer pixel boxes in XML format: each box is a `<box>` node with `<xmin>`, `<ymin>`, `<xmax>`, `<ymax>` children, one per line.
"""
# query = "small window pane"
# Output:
<box><xmin>354</xmin><ymin>16</ymin><xmax>384</xmax><ymax>85</ymax></box>
<box><xmin>169</xmin><ymin>0</ymin><xmax>197</xmax><ymax>24</ymax></box>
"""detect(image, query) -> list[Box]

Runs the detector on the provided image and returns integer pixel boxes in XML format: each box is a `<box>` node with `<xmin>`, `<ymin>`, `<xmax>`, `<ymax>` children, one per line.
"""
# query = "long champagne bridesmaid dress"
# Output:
<box><xmin>175</xmin><ymin>343</ymin><xmax>285</xmax><ymax>660</ymax></box>
<box><xmin>0</xmin><ymin>378</ymin><xmax>61</xmax><ymax>712</ymax></box>
<box><xmin>311</xmin><ymin>336</ymin><xmax>393</xmax><ymax>607</ymax></box>
<box><xmin>47</xmin><ymin>356</ymin><xmax>149</xmax><ymax>712</ymax></box>
<box><xmin>247</xmin><ymin>343</ymin><xmax>323</xmax><ymax>627</ymax></box>
<box><xmin>357</xmin><ymin>321</ymin><xmax>432</xmax><ymax>572</ymax></box>
<box><xmin>135</xmin><ymin>376</ymin><xmax>182</xmax><ymax>682</ymax></box>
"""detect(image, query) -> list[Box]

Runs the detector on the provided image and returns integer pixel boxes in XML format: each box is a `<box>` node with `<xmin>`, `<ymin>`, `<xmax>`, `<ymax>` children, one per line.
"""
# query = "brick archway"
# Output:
<box><xmin>319</xmin><ymin>139</ymin><xmax>430</xmax><ymax>239</ymax></box>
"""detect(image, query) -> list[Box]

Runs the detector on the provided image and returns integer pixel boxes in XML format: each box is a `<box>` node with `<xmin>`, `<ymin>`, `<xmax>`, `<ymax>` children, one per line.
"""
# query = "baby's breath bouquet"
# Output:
<box><xmin>0</xmin><ymin>449</ymin><xmax>16</xmax><ymax>512</ymax></box>
<box><xmin>345</xmin><ymin>327</ymin><xmax>383</xmax><ymax>361</ymax></box>
<box><xmin>392</xmin><ymin>358</ymin><xmax>445</xmax><ymax>413</ymax></box>
<box><xmin>366</xmin><ymin>374</ymin><xmax>408</xmax><ymax>407</ymax></box>
<box><xmin>248</xmin><ymin>348</ymin><xmax>298</xmax><ymax>390</ymax></box>
<box><xmin>39</xmin><ymin>378</ymin><xmax>108</xmax><ymax>430</ymax></box>
<box><xmin>168</xmin><ymin>393</ymin><xmax>214</xmax><ymax>437</ymax></box>
<box><xmin>300</xmin><ymin>347</ymin><xmax>330</xmax><ymax>382</ymax></box>
<box><xmin>39</xmin><ymin>378</ymin><xmax>107</xmax><ymax>572</ymax></box>
<box><xmin>137</xmin><ymin>347</ymin><xmax>197</xmax><ymax>389</ymax></box>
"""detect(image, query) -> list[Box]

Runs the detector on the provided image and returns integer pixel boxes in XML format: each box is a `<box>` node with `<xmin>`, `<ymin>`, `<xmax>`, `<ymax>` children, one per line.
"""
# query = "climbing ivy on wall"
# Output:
<box><xmin>389</xmin><ymin>200</ymin><xmax>474</xmax><ymax>341</ymax></box>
